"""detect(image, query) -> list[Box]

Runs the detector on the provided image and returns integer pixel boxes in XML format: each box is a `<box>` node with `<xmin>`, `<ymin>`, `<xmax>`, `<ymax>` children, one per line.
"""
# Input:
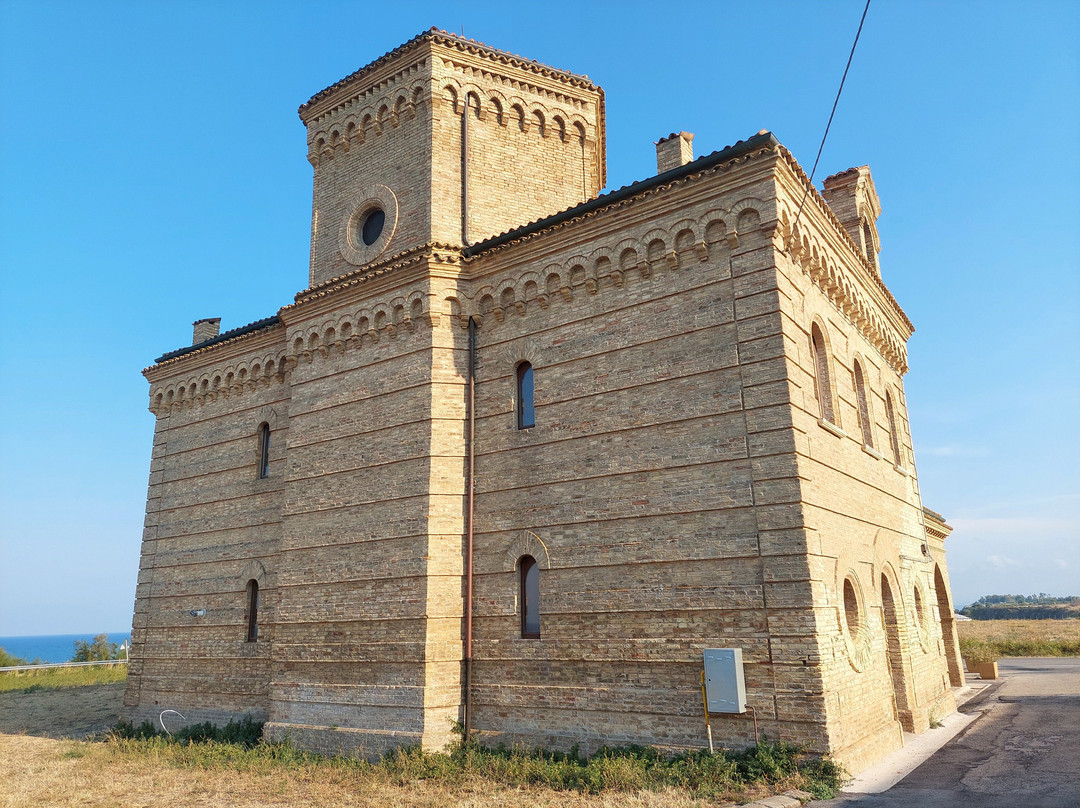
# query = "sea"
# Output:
<box><xmin>0</xmin><ymin>632</ymin><xmax>131</xmax><ymax>664</ymax></box>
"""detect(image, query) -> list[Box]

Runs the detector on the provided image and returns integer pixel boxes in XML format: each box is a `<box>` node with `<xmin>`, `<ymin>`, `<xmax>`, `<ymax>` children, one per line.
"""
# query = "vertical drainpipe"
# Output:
<box><xmin>461</xmin><ymin>97</ymin><xmax>470</xmax><ymax>246</ymax></box>
<box><xmin>464</xmin><ymin>316</ymin><xmax>477</xmax><ymax>739</ymax></box>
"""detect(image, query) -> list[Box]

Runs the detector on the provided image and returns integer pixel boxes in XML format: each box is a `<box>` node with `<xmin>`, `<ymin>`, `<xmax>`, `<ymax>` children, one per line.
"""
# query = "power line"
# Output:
<box><xmin>791</xmin><ymin>0</ymin><xmax>871</xmax><ymax>235</ymax></box>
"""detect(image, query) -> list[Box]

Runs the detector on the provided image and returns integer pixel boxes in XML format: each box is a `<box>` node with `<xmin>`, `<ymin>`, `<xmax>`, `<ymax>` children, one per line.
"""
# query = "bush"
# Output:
<box><xmin>0</xmin><ymin>647</ymin><xmax>29</xmax><ymax>667</ymax></box>
<box><xmin>71</xmin><ymin>634</ymin><xmax>126</xmax><ymax>662</ymax></box>
<box><xmin>111</xmin><ymin>716</ymin><xmax>264</xmax><ymax>747</ymax></box>
<box><xmin>105</xmin><ymin>720</ymin><xmax>845</xmax><ymax>802</ymax></box>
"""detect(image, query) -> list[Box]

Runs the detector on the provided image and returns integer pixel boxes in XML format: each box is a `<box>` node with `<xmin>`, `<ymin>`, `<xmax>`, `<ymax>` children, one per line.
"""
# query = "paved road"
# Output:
<box><xmin>817</xmin><ymin>658</ymin><xmax>1080</xmax><ymax>808</ymax></box>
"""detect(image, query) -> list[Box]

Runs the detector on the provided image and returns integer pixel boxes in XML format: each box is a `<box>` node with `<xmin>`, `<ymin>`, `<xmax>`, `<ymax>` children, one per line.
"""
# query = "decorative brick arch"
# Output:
<box><xmin>504</xmin><ymin>531</ymin><xmax>551</xmax><ymax>571</ymax></box>
<box><xmin>240</xmin><ymin>559</ymin><xmax>268</xmax><ymax>588</ymax></box>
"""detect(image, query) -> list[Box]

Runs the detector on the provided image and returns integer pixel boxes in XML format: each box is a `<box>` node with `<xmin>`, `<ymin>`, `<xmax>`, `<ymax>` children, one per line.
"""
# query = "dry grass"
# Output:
<box><xmin>0</xmin><ymin>674</ymin><xmax>842</xmax><ymax>807</ymax></box>
<box><xmin>957</xmin><ymin>619</ymin><xmax>1080</xmax><ymax>661</ymax></box>
<box><xmin>0</xmin><ymin>733</ymin><xmax>796</xmax><ymax>807</ymax></box>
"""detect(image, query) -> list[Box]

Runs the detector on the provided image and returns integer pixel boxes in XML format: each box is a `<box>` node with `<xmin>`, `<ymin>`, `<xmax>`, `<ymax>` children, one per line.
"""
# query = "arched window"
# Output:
<box><xmin>516</xmin><ymin>362</ymin><xmax>535</xmax><ymax>430</ymax></box>
<box><xmin>853</xmin><ymin>359</ymin><xmax>874</xmax><ymax>448</ymax></box>
<box><xmin>810</xmin><ymin>324</ymin><xmax>836</xmax><ymax>424</ymax></box>
<box><xmin>257</xmin><ymin>422</ymin><xmax>270</xmax><ymax>479</ymax></box>
<box><xmin>519</xmin><ymin>555</ymin><xmax>540</xmax><ymax>638</ymax></box>
<box><xmin>245</xmin><ymin>579</ymin><xmax>259</xmax><ymax>642</ymax></box>
<box><xmin>885</xmin><ymin>391</ymin><xmax>902</xmax><ymax>466</ymax></box>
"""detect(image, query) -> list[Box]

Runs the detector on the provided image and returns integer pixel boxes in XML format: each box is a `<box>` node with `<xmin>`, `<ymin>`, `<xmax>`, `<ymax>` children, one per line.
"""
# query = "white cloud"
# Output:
<box><xmin>986</xmin><ymin>554</ymin><xmax>1021</xmax><ymax>569</ymax></box>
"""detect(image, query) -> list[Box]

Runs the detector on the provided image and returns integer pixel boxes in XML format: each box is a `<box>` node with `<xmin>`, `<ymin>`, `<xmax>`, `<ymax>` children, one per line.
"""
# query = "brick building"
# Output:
<box><xmin>126</xmin><ymin>29</ymin><xmax>965</xmax><ymax>774</ymax></box>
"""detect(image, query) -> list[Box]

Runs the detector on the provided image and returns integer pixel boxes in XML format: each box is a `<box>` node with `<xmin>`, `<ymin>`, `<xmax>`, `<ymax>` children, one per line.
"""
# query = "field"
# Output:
<box><xmin>0</xmin><ymin>670</ymin><xmax>839</xmax><ymax>807</ymax></box>
<box><xmin>957</xmin><ymin>619</ymin><xmax>1080</xmax><ymax>661</ymax></box>
<box><xmin>0</xmin><ymin>663</ymin><xmax>127</xmax><ymax>693</ymax></box>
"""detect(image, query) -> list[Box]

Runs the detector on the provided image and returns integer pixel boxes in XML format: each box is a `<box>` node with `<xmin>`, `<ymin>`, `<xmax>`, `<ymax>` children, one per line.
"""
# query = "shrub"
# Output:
<box><xmin>110</xmin><ymin>716</ymin><xmax>264</xmax><ymax>747</ymax></box>
<box><xmin>71</xmin><ymin>634</ymin><xmax>126</xmax><ymax>662</ymax></box>
<box><xmin>0</xmin><ymin>647</ymin><xmax>29</xmax><ymax>667</ymax></box>
<box><xmin>104</xmin><ymin>722</ymin><xmax>845</xmax><ymax>802</ymax></box>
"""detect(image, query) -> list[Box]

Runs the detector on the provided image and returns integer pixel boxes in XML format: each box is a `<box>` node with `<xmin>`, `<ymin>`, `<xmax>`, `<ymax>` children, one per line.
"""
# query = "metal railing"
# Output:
<box><xmin>0</xmin><ymin>659</ymin><xmax>128</xmax><ymax>672</ymax></box>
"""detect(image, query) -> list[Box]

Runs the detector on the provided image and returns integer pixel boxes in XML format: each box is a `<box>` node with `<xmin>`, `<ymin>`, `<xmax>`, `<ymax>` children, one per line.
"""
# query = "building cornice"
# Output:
<box><xmin>773</xmin><ymin>150</ymin><xmax>913</xmax><ymax>375</ymax></box>
<box><xmin>300</xmin><ymin>28</ymin><xmax>600</xmax><ymax>125</ymax></box>
<box><xmin>923</xmin><ymin>507</ymin><xmax>953</xmax><ymax>542</ymax></box>
<box><xmin>775</xmin><ymin>147</ymin><xmax>913</xmax><ymax>334</ymax></box>
<box><xmin>289</xmin><ymin>242</ymin><xmax>464</xmax><ymax>307</ymax></box>
<box><xmin>146</xmin><ymin>317</ymin><xmax>283</xmax><ymax>373</ymax></box>
<box><xmin>463</xmin><ymin>132</ymin><xmax>780</xmax><ymax>262</ymax></box>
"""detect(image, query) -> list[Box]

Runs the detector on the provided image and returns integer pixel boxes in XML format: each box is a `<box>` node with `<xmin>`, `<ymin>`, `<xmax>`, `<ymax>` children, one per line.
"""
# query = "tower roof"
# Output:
<box><xmin>299</xmin><ymin>28</ymin><xmax>600</xmax><ymax>123</ymax></box>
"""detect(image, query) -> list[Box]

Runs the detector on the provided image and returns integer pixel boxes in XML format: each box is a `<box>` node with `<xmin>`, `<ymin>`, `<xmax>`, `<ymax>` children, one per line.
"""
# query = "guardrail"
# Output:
<box><xmin>0</xmin><ymin>659</ymin><xmax>128</xmax><ymax>672</ymax></box>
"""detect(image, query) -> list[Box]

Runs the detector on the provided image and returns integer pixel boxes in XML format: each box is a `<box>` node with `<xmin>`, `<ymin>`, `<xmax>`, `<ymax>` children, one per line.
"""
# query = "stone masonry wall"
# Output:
<box><xmin>261</xmin><ymin>274</ymin><xmax>463</xmax><ymax>756</ymax></box>
<box><xmin>305</xmin><ymin>58</ymin><xmax>434</xmax><ymax>288</ymax></box>
<box><xmin>773</xmin><ymin>164</ymin><xmax>957</xmax><ymax>773</ymax></box>
<box><xmin>461</xmin><ymin>150</ymin><xmax>829</xmax><ymax>754</ymax></box>
<box><xmin>128</xmin><ymin>33</ymin><xmax>963</xmax><ymax>777</ymax></box>
<box><xmin>430</xmin><ymin>48</ymin><xmax>602</xmax><ymax>247</ymax></box>
<box><xmin>127</xmin><ymin>327</ymin><xmax>289</xmax><ymax>726</ymax></box>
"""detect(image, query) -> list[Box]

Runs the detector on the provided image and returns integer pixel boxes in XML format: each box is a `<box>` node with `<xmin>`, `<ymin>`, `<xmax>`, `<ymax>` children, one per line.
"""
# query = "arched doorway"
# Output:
<box><xmin>934</xmin><ymin>565</ymin><xmax>964</xmax><ymax>686</ymax></box>
<box><xmin>881</xmin><ymin>573</ymin><xmax>914</xmax><ymax>730</ymax></box>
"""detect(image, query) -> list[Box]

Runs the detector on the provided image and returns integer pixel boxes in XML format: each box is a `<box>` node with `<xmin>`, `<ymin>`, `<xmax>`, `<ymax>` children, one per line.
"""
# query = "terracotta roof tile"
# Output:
<box><xmin>300</xmin><ymin>28</ymin><xmax>599</xmax><ymax>120</ymax></box>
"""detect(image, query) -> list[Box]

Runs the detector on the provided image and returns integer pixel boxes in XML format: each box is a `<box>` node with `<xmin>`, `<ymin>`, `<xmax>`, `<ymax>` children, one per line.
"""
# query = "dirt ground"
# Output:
<box><xmin>0</xmin><ymin>733</ymin><xmax>717</xmax><ymax>808</ymax></box>
<box><xmin>0</xmin><ymin>682</ymin><xmax>126</xmax><ymax>739</ymax></box>
<box><xmin>0</xmin><ymin>685</ymin><xmax>729</xmax><ymax>807</ymax></box>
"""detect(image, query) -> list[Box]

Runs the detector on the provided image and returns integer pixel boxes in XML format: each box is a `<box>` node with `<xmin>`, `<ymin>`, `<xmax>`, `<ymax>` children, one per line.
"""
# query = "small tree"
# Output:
<box><xmin>71</xmin><ymin>634</ymin><xmax>123</xmax><ymax>662</ymax></box>
<box><xmin>0</xmin><ymin>647</ymin><xmax>29</xmax><ymax>666</ymax></box>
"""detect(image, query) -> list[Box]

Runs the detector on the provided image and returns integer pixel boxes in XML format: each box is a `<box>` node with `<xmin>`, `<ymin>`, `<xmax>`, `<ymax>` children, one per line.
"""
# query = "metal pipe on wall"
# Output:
<box><xmin>463</xmin><ymin>316</ymin><xmax>477</xmax><ymax>738</ymax></box>
<box><xmin>461</xmin><ymin>98</ymin><xmax>470</xmax><ymax>246</ymax></box>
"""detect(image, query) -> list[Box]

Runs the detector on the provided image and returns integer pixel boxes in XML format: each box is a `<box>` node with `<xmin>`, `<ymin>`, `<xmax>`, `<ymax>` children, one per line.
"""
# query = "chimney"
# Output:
<box><xmin>192</xmin><ymin>317</ymin><xmax>221</xmax><ymax>345</ymax></box>
<box><xmin>821</xmin><ymin>166</ymin><xmax>882</xmax><ymax>275</ymax></box>
<box><xmin>656</xmin><ymin>131</ymin><xmax>694</xmax><ymax>174</ymax></box>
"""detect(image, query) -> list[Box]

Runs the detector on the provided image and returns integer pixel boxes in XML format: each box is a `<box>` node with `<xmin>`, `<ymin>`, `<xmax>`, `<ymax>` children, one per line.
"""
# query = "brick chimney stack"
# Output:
<box><xmin>821</xmin><ymin>166</ymin><xmax>882</xmax><ymax>276</ymax></box>
<box><xmin>656</xmin><ymin>132</ymin><xmax>694</xmax><ymax>174</ymax></box>
<box><xmin>192</xmin><ymin>317</ymin><xmax>221</xmax><ymax>345</ymax></box>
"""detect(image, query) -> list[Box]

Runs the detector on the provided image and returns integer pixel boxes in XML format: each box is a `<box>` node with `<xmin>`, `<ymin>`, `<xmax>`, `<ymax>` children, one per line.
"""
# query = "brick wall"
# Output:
<box><xmin>127</xmin><ymin>32</ymin><xmax>964</xmax><ymax>777</ymax></box>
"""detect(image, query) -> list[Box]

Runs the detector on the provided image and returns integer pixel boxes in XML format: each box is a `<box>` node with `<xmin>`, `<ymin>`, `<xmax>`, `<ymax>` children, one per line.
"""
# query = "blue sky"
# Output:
<box><xmin>1</xmin><ymin>1</ymin><xmax>1077</xmax><ymax>635</ymax></box>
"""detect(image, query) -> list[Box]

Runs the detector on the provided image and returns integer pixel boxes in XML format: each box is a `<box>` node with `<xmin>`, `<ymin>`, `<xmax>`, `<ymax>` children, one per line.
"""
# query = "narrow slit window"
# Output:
<box><xmin>854</xmin><ymin>359</ymin><xmax>874</xmax><ymax>448</ymax></box>
<box><xmin>257</xmin><ymin>422</ymin><xmax>270</xmax><ymax>479</ymax></box>
<box><xmin>811</xmin><ymin>324</ymin><xmax>836</xmax><ymax>424</ymax></box>
<box><xmin>519</xmin><ymin>555</ymin><xmax>540</xmax><ymax>639</ymax></box>
<box><xmin>246</xmin><ymin>579</ymin><xmax>259</xmax><ymax>642</ymax></box>
<box><xmin>886</xmin><ymin>391</ymin><xmax>902</xmax><ymax>466</ymax></box>
<box><xmin>517</xmin><ymin>362</ymin><xmax>535</xmax><ymax>430</ymax></box>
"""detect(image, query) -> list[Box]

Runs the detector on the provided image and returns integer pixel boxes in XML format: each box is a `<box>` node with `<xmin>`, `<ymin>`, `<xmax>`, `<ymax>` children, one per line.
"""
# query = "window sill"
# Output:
<box><xmin>862</xmin><ymin>444</ymin><xmax>884</xmax><ymax>460</ymax></box>
<box><xmin>817</xmin><ymin>418</ymin><xmax>847</xmax><ymax>439</ymax></box>
<box><xmin>893</xmin><ymin>463</ymin><xmax>911</xmax><ymax>477</ymax></box>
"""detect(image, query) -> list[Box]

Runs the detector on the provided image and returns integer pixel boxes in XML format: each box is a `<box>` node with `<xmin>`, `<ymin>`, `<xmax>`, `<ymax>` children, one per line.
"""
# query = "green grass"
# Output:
<box><xmin>0</xmin><ymin>664</ymin><xmax>128</xmax><ymax>693</ymax></box>
<box><xmin>106</xmin><ymin>719</ymin><xmax>846</xmax><ymax>801</ymax></box>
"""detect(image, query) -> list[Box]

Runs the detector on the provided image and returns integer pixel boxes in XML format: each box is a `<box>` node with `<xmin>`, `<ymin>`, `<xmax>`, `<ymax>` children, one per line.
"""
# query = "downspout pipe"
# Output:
<box><xmin>463</xmin><ymin>316</ymin><xmax>477</xmax><ymax>739</ymax></box>
<box><xmin>461</xmin><ymin>98</ymin><xmax>470</xmax><ymax>246</ymax></box>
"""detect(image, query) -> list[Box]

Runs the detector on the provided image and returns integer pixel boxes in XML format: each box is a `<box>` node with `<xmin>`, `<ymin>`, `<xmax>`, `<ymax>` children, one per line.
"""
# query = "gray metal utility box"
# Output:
<box><xmin>703</xmin><ymin>648</ymin><xmax>747</xmax><ymax>714</ymax></box>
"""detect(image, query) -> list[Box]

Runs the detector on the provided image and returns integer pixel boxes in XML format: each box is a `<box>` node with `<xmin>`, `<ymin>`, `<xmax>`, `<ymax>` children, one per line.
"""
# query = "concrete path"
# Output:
<box><xmin>817</xmin><ymin>658</ymin><xmax>1080</xmax><ymax>808</ymax></box>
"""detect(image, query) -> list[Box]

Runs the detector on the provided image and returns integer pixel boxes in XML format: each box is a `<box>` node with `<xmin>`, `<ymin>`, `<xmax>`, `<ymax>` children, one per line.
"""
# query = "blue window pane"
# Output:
<box><xmin>518</xmin><ymin>363</ymin><xmax>535</xmax><ymax>429</ymax></box>
<box><xmin>520</xmin><ymin>556</ymin><xmax>540</xmax><ymax>638</ymax></box>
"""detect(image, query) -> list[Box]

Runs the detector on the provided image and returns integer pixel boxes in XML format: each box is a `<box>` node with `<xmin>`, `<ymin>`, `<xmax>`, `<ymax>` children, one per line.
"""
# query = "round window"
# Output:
<box><xmin>360</xmin><ymin>208</ymin><xmax>385</xmax><ymax>246</ymax></box>
<box><xmin>843</xmin><ymin>578</ymin><xmax>861</xmax><ymax>637</ymax></box>
<box><xmin>338</xmin><ymin>184</ymin><xmax>398</xmax><ymax>267</ymax></box>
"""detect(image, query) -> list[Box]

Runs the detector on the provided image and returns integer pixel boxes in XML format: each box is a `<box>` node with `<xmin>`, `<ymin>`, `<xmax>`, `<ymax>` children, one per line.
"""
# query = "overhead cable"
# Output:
<box><xmin>792</xmin><ymin>0</ymin><xmax>872</xmax><ymax>235</ymax></box>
